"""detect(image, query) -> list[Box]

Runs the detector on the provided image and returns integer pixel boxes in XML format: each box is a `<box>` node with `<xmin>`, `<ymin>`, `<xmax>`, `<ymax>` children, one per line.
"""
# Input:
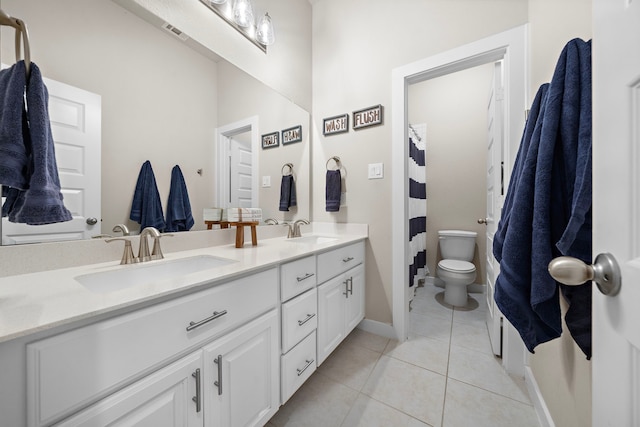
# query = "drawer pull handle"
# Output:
<box><xmin>297</xmin><ymin>313</ymin><xmax>316</xmax><ymax>326</ymax></box>
<box><xmin>214</xmin><ymin>354</ymin><xmax>223</xmax><ymax>395</ymax></box>
<box><xmin>342</xmin><ymin>256</ymin><xmax>354</xmax><ymax>263</ymax></box>
<box><xmin>347</xmin><ymin>277</ymin><xmax>353</xmax><ymax>295</ymax></box>
<box><xmin>297</xmin><ymin>359</ymin><xmax>315</xmax><ymax>376</ymax></box>
<box><xmin>296</xmin><ymin>272</ymin><xmax>315</xmax><ymax>282</ymax></box>
<box><xmin>186</xmin><ymin>310</ymin><xmax>228</xmax><ymax>331</ymax></box>
<box><xmin>192</xmin><ymin>368</ymin><xmax>201</xmax><ymax>413</ymax></box>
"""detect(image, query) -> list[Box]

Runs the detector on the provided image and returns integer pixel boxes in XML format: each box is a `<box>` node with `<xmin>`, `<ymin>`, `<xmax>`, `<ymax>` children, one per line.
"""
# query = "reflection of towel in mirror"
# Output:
<box><xmin>130</xmin><ymin>160</ymin><xmax>165</xmax><ymax>232</ymax></box>
<box><xmin>279</xmin><ymin>175</ymin><xmax>297</xmax><ymax>211</ymax></box>
<box><xmin>2</xmin><ymin>62</ymin><xmax>72</xmax><ymax>225</ymax></box>
<box><xmin>325</xmin><ymin>170</ymin><xmax>341</xmax><ymax>212</ymax></box>
<box><xmin>165</xmin><ymin>165</ymin><xmax>194</xmax><ymax>232</ymax></box>
<box><xmin>0</xmin><ymin>61</ymin><xmax>29</xmax><ymax>190</ymax></box>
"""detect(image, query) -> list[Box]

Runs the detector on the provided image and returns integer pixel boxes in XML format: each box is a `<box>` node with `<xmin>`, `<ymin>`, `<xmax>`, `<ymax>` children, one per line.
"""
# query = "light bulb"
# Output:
<box><xmin>233</xmin><ymin>0</ymin><xmax>254</xmax><ymax>28</ymax></box>
<box><xmin>256</xmin><ymin>13</ymin><xmax>275</xmax><ymax>45</ymax></box>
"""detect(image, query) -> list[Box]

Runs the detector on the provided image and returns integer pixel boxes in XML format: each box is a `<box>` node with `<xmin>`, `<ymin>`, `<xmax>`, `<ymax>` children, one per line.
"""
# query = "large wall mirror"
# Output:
<box><xmin>0</xmin><ymin>0</ymin><xmax>310</xmax><ymax>244</ymax></box>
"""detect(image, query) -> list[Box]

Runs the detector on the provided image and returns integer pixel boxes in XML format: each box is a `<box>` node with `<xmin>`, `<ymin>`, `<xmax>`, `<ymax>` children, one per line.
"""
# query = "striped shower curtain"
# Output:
<box><xmin>408</xmin><ymin>124</ymin><xmax>428</xmax><ymax>288</ymax></box>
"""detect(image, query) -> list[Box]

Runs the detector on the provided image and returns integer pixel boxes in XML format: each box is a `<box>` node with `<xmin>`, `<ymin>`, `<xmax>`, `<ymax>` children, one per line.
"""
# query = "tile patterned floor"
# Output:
<box><xmin>267</xmin><ymin>284</ymin><xmax>541</xmax><ymax>427</ymax></box>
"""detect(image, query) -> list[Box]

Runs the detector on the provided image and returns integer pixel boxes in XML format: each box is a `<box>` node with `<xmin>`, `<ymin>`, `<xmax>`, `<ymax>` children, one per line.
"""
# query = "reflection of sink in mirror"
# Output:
<box><xmin>75</xmin><ymin>255</ymin><xmax>236</xmax><ymax>293</ymax></box>
<box><xmin>288</xmin><ymin>236</ymin><xmax>338</xmax><ymax>245</ymax></box>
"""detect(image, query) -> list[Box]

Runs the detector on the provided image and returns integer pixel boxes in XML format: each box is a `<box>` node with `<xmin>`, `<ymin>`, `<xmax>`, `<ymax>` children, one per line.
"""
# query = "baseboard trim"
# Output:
<box><xmin>524</xmin><ymin>366</ymin><xmax>555</xmax><ymax>427</ymax></box>
<box><xmin>357</xmin><ymin>318</ymin><xmax>397</xmax><ymax>340</ymax></box>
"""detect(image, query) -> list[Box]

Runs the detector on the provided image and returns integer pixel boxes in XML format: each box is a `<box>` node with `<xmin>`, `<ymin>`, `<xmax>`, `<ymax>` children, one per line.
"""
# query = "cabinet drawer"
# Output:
<box><xmin>27</xmin><ymin>268</ymin><xmax>277</xmax><ymax>427</ymax></box>
<box><xmin>281</xmin><ymin>288</ymin><xmax>317</xmax><ymax>353</ymax></box>
<box><xmin>281</xmin><ymin>331</ymin><xmax>316</xmax><ymax>404</ymax></box>
<box><xmin>280</xmin><ymin>255</ymin><xmax>316</xmax><ymax>301</ymax></box>
<box><xmin>317</xmin><ymin>241</ymin><xmax>364</xmax><ymax>283</ymax></box>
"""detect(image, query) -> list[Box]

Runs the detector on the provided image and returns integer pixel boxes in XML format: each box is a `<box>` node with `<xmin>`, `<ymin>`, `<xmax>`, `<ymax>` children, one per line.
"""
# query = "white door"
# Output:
<box><xmin>591</xmin><ymin>1</ymin><xmax>640</xmax><ymax>425</ymax></box>
<box><xmin>229</xmin><ymin>132</ymin><xmax>253</xmax><ymax>208</ymax></box>
<box><xmin>485</xmin><ymin>61</ymin><xmax>504</xmax><ymax>357</ymax></box>
<box><xmin>1</xmin><ymin>76</ymin><xmax>101</xmax><ymax>244</ymax></box>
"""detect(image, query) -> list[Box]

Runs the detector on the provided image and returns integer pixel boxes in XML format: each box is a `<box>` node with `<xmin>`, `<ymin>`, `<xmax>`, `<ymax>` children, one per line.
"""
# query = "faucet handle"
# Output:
<box><xmin>282</xmin><ymin>223</ymin><xmax>294</xmax><ymax>238</ymax></box>
<box><xmin>151</xmin><ymin>233</ymin><xmax>173</xmax><ymax>260</ymax></box>
<box><xmin>105</xmin><ymin>237</ymin><xmax>138</xmax><ymax>265</ymax></box>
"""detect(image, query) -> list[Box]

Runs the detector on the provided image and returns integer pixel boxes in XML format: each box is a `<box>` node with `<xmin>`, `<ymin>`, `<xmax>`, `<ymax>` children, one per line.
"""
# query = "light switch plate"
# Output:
<box><xmin>368</xmin><ymin>163</ymin><xmax>384</xmax><ymax>179</ymax></box>
<box><xmin>262</xmin><ymin>176</ymin><xmax>271</xmax><ymax>187</ymax></box>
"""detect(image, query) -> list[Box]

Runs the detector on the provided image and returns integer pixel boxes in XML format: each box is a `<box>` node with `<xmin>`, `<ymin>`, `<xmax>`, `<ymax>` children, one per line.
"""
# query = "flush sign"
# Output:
<box><xmin>353</xmin><ymin>104</ymin><xmax>383</xmax><ymax>130</ymax></box>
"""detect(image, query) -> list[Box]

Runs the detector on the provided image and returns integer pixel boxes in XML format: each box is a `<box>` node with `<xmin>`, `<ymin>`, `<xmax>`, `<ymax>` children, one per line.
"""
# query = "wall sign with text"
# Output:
<box><xmin>353</xmin><ymin>104</ymin><xmax>383</xmax><ymax>130</ymax></box>
<box><xmin>261</xmin><ymin>131</ymin><xmax>279</xmax><ymax>149</ymax></box>
<box><xmin>282</xmin><ymin>125</ymin><xmax>302</xmax><ymax>145</ymax></box>
<box><xmin>323</xmin><ymin>114</ymin><xmax>349</xmax><ymax>136</ymax></box>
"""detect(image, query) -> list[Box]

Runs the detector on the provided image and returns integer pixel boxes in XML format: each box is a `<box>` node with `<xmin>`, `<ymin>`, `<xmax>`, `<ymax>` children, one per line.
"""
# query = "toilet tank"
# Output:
<box><xmin>438</xmin><ymin>230</ymin><xmax>477</xmax><ymax>261</ymax></box>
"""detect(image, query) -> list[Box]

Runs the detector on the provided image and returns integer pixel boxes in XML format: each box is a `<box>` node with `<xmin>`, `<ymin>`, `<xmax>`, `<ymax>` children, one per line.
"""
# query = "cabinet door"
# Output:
<box><xmin>345</xmin><ymin>264</ymin><xmax>365</xmax><ymax>334</ymax></box>
<box><xmin>203</xmin><ymin>310</ymin><xmax>279</xmax><ymax>427</ymax></box>
<box><xmin>56</xmin><ymin>352</ymin><xmax>203</xmax><ymax>427</ymax></box>
<box><xmin>317</xmin><ymin>274</ymin><xmax>348</xmax><ymax>365</ymax></box>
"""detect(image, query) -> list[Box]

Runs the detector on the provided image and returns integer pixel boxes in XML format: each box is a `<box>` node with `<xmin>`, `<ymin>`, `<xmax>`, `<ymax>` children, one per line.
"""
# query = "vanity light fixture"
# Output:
<box><xmin>201</xmin><ymin>0</ymin><xmax>274</xmax><ymax>52</ymax></box>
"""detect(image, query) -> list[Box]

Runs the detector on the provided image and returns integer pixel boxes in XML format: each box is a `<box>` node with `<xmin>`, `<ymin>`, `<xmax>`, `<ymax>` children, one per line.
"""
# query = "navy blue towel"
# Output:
<box><xmin>130</xmin><ymin>160</ymin><xmax>165</xmax><ymax>232</ymax></box>
<box><xmin>165</xmin><ymin>165</ymin><xmax>194</xmax><ymax>232</ymax></box>
<box><xmin>0</xmin><ymin>61</ymin><xmax>29</xmax><ymax>190</ymax></box>
<box><xmin>279</xmin><ymin>174</ymin><xmax>297</xmax><ymax>211</ymax></box>
<box><xmin>493</xmin><ymin>39</ymin><xmax>593</xmax><ymax>358</ymax></box>
<box><xmin>325</xmin><ymin>170</ymin><xmax>341</xmax><ymax>212</ymax></box>
<box><xmin>2</xmin><ymin>62</ymin><xmax>72</xmax><ymax>225</ymax></box>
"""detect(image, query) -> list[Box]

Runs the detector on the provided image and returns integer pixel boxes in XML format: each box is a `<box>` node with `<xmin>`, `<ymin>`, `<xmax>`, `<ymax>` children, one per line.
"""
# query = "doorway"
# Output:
<box><xmin>215</xmin><ymin>116</ymin><xmax>259</xmax><ymax>209</ymax></box>
<box><xmin>391</xmin><ymin>25</ymin><xmax>527</xmax><ymax>373</ymax></box>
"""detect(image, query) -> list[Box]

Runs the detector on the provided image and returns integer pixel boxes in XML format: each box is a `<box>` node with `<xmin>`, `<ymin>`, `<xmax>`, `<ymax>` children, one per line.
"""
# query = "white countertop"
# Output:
<box><xmin>0</xmin><ymin>224</ymin><xmax>367</xmax><ymax>344</ymax></box>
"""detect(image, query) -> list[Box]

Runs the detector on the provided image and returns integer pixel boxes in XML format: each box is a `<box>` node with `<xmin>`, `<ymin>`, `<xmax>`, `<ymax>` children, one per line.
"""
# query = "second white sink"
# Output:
<box><xmin>75</xmin><ymin>255</ymin><xmax>236</xmax><ymax>293</ymax></box>
<box><xmin>287</xmin><ymin>235</ymin><xmax>338</xmax><ymax>245</ymax></box>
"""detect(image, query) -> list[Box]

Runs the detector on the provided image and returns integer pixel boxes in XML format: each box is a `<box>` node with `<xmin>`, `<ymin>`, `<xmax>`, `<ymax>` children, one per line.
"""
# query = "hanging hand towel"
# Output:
<box><xmin>165</xmin><ymin>165</ymin><xmax>194</xmax><ymax>232</ymax></box>
<box><xmin>325</xmin><ymin>170</ymin><xmax>341</xmax><ymax>212</ymax></box>
<box><xmin>130</xmin><ymin>160</ymin><xmax>165</xmax><ymax>232</ymax></box>
<box><xmin>0</xmin><ymin>61</ymin><xmax>29</xmax><ymax>190</ymax></box>
<box><xmin>279</xmin><ymin>174</ymin><xmax>297</xmax><ymax>211</ymax></box>
<box><xmin>3</xmin><ymin>62</ymin><xmax>72</xmax><ymax>225</ymax></box>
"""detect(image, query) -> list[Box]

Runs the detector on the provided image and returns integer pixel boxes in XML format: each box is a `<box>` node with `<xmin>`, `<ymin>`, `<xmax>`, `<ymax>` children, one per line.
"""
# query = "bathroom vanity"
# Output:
<box><xmin>0</xmin><ymin>223</ymin><xmax>367</xmax><ymax>427</ymax></box>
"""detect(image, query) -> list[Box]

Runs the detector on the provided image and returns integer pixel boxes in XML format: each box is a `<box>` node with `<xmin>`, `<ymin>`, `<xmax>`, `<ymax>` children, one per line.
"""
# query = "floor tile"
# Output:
<box><xmin>384</xmin><ymin>334</ymin><xmax>450</xmax><ymax>375</ymax></box>
<box><xmin>340</xmin><ymin>394</ymin><xmax>430</xmax><ymax>427</ymax></box>
<box><xmin>343</xmin><ymin>328</ymin><xmax>390</xmax><ymax>353</ymax></box>
<box><xmin>317</xmin><ymin>340</ymin><xmax>381</xmax><ymax>391</ymax></box>
<box><xmin>362</xmin><ymin>355</ymin><xmax>446</xmax><ymax>427</ymax></box>
<box><xmin>410</xmin><ymin>294</ymin><xmax>454</xmax><ymax>320</ymax></box>
<box><xmin>269</xmin><ymin>372</ymin><xmax>358</xmax><ymax>427</ymax></box>
<box><xmin>450</xmin><ymin>320</ymin><xmax>493</xmax><ymax>355</ymax></box>
<box><xmin>443</xmin><ymin>378</ymin><xmax>539</xmax><ymax>427</ymax></box>
<box><xmin>410</xmin><ymin>311</ymin><xmax>453</xmax><ymax>343</ymax></box>
<box><xmin>447</xmin><ymin>345</ymin><xmax>531</xmax><ymax>404</ymax></box>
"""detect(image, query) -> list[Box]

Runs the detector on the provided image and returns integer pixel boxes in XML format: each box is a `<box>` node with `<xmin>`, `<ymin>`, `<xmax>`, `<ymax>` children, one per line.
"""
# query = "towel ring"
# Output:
<box><xmin>281</xmin><ymin>163</ymin><xmax>294</xmax><ymax>176</ymax></box>
<box><xmin>326</xmin><ymin>156</ymin><xmax>341</xmax><ymax>171</ymax></box>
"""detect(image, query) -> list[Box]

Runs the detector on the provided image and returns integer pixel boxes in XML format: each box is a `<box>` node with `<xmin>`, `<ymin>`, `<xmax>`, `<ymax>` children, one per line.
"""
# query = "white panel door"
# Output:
<box><xmin>485</xmin><ymin>61</ymin><xmax>504</xmax><ymax>357</ymax></box>
<box><xmin>317</xmin><ymin>274</ymin><xmax>347</xmax><ymax>365</ymax></box>
<box><xmin>229</xmin><ymin>132</ymin><xmax>253</xmax><ymax>208</ymax></box>
<box><xmin>1</xmin><ymin>75</ymin><xmax>101</xmax><ymax>244</ymax></box>
<box><xmin>592</xmin><ymin>1</ymin><xmax>640</xmax><ymax>425</ymax></box>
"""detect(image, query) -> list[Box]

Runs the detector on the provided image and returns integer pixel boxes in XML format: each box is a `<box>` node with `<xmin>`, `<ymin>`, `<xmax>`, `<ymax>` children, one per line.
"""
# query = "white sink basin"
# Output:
<box><xmin>75</xmin><ymin>255</ymin><xmax>236</xmax><ymax>293</ymax></box>
<box><xmin>287</xmin><ymin>235</ymin><xmax>338</xmax><ymax>245</ymax></box>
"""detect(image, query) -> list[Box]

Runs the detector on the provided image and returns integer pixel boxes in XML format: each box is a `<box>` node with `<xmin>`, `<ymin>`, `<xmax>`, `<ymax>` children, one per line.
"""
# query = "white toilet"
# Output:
<box><xmin>436</xmin><ymin>230</ymin><xmax>477</xmax><ymax>307</ymax></box>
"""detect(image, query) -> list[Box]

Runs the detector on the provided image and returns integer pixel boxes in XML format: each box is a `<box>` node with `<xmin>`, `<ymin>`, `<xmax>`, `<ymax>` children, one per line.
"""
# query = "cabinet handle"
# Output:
<box><xmin>343</xmin><ymin>279</ymin><xmax>349</xmax><ymax>298</ymax></box>
<box><xmin>186</xmin><ymin>310</ymin><xmax>228</xmax><ymax>331</ymax></box>
<box><xmin>192</xmin><ymin>368</ymin><xmax>201</xmax><ymax>413</ymax></box>
<box><xmin>296</xmin><ymin>272</ymin><xmax>315</xmax><ymax>282</ymax></box>
<box><xmin>342</xmin><ymin>256</ymin><xmax>354</xmax><ymax>263</ymax></box>
<box><xmin>347</xmin><ymin>277</ymin><xmax>353</xmax><ymax>295</ymax></box>
<box><xmin>297</xmin><ymin>313</ymin><xmax>316</xmax><ymax>326</ymax></box>
<box><xmin>214</xmin><ymin>354</ymin><xmax>223</xmax><ymax>395</ymax></box>
<box><xmin>296</xmin><ymin>359</ymin><xmax>315</xmax><ymax>376</ymax></box>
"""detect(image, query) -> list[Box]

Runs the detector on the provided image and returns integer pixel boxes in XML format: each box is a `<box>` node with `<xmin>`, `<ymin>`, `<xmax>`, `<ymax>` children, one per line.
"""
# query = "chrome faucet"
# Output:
<box><xmin>138</xmin><ymin>227</ymin><xmax>173</xmax><ymax>262</ymax></box>
<box><xmin>105</xmin><ymin>237</ymin><xmax>137</xmax><ymax>265</ymax></box>
<box><xmin>282</xmin><ymin>223</ymin><xmax>294</xmax><ymax>238</ymax></box>
<box><xmin>292</xmin><ymin>219</ymin><xmax>310</xmax><ymax>238</ymax></box>
<box><xmin>264</xmin><ymin>218</ymin><xmax>279</xmax><ymax>225</ymax></box>
<box><xmin>112</xmin><ymin>224</ymin><xmax>130</xmax><ymax>236</ymax></box>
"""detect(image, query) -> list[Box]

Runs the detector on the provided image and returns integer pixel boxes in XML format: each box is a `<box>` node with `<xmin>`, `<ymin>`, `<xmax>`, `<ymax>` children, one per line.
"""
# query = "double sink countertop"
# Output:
<box><xmin>0</xmin><ymin>223</ymin><xmax>367</xmax><ymax>344</ymax></box>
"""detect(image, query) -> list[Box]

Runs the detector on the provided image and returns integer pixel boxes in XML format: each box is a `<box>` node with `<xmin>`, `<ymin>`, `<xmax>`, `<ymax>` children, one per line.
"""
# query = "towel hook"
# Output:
<box><xmin>0</xmin><ymin>10</ymin><xmax>31</xmax><ymax>77</ymax></box>
<box><xmin>281</xmin><ymin>163</ymin><xmax>294</xmax><ymax>176</ymax></box>
<box><xmin>326</xmin><ymin>156</ymin><xmax>341</xmax><ymax>171</ymax></box>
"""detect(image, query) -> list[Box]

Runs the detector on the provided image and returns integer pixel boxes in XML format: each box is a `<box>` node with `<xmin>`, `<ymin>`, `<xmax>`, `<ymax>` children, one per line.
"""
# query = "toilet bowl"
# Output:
<box><xmin>436</xmin><ymin>230</ymin><xmax>477</xmax><ymax>306</ymax></box>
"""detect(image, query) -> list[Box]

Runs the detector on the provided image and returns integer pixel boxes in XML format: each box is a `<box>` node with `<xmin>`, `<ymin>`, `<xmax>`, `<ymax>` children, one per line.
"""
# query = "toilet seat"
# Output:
<box><xmin>438</xmin><ymin>259</ymin><xmax>475</xmax><ymax>273</ymax></box>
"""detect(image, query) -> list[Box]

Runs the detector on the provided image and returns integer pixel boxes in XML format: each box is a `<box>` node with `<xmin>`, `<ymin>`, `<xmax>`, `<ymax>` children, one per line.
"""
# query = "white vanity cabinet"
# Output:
<box><xmin>26</xmin><ymin>268</ymin><xmax>278</xmax><ymax>427</ymax></box>
<box><xmin>316</xmin><ymin>243</ymin><xmax>365</xmax><ymax>365</ymax></box>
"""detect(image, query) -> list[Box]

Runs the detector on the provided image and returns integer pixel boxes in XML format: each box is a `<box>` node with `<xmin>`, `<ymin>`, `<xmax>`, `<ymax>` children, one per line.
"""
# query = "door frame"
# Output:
<box><xmin>215</xmin><ymin>116</ymin><xmax>259</xmax><ymax>209</ymax></box>
<box><xmin>391</xmin><ymin>24</ymin><xmax>528</xmax><ymax>373</ymax></box>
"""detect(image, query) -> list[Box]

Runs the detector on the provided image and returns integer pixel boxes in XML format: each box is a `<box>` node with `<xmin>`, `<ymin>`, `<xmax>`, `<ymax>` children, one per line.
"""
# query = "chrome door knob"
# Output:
<box><xmin>86</xmin><ymin>217</ymin><xmax>98</xmax><ymax>225</ymax></box>
<box><xmin>548</xmin><ymin>253</ymin><xmax>621</xmax><ymax>296</ymax></box>
<box><xmin>477</xmin><ymin>218</ymin><xmax>488</xmax><ymax>224</ymax></box>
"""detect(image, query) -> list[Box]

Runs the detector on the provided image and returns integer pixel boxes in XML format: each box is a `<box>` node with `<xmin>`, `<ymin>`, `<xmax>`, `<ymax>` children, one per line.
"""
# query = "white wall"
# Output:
<box><xmin>311</xmin><ymin>0</ymin><xmax>529</xmax><ymax>324</ymax></box>
<box><xmin>408</xmin><ymin>63</ymin><xmax>494</xmax><ymax>283</ymax></box>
